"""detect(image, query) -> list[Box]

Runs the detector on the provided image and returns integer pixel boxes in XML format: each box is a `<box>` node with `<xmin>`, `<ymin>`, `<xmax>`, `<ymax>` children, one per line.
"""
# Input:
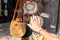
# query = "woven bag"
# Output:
<box><xmin>10</xmin><ymin>0</ymin><xmax>26</xmax><ymax>38</ymax></box>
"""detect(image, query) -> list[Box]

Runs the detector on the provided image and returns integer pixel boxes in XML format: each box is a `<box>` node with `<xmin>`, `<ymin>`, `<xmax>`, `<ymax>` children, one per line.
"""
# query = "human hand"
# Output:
<box><xmin>27</xmin><ymin>15</ymin><xmax>43</xmax><ymax>32</ymax></box>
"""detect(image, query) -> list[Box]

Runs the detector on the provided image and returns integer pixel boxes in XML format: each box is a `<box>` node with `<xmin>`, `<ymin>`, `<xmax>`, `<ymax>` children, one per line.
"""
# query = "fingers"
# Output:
<box><xmin>29</xmin><ymin>15</ymin><xmax>43</xmax><ymax>24</ymax></box>
<box><xmin>37</xmin><ymin>16</ymin><xmax>40</xmax><ymax>22</ymax></box>
<box><xmin>32</xmin><ymin>15</ymin><xmax>36</xmax><ymax>22</ymax></box>
<box><xmin>32</xmin><ymin>15</ymin><xmax>38</xmax><ymax>22</ymax></box>
<box><xmin>27</xmin><ymin>24</ymin><xmax>32</xmax><ymax>28</ymax></box>
<box><xmin>39</xmin><ymin>17</ymin><xmax>44</xmax><ymax>27</ymax></box>
<box><xmin>30</xmin><ymin>17</ymin><xmax>32</xmax><ymax>24</ymax></box>
<box><xmin>32</xmin><ymin>15</ymin><xmax>34</xmax><ymax>20</ymax></box>
<box><xmin>30</xmin><ymin>15</ymin><xmax>39</xmax><ymax>23</ymax></box>
<box><xmin>34</xmin><ymin>16</ymin><xmax>37</xmax><ymax>21</ymax></box>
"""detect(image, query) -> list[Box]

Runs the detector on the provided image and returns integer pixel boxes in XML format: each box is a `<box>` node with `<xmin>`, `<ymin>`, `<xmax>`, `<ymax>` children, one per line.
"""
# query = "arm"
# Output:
<box><xmin>27</xmin><ymin>15</ymin><xmax>60</xmax><ymax>40</ymax></box>
<box><xmin>40</xmin><ymin>28</ymin><xmax>60</xmax><ymax>40</ymax></box>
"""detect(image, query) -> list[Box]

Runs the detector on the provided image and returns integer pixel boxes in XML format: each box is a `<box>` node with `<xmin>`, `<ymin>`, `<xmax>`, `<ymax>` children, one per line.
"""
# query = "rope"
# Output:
<box><xmin>12</xmin><ymin>0</ymin><xmax>19</xmax><ymax>20</ymax></box>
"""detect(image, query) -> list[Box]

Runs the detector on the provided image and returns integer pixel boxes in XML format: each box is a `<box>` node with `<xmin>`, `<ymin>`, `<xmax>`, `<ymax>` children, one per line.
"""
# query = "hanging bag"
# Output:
<box><xmin>10</xmin><ymin>0</ymin><xmax>26</xmax><ymax>38</ymax></box>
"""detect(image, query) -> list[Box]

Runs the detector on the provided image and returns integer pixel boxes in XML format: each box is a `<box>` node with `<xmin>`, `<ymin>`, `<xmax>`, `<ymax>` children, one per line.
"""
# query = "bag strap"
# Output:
<box><xmin>12</xmin><ymin>0</ymin><xmax>24</xmax><ymax>21</ymax></box>
<box><xmin>17</xmin><ymin>0</ymin><xmax>24</xmax><ymax>22</ymax></box>
<box><xmin>12</xmin><ymin>0</ymin><xmax>19</xmax><ymax>21</ymax></box>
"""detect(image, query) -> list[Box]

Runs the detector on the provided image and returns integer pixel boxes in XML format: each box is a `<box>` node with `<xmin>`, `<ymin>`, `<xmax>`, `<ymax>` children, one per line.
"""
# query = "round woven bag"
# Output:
<box><xmin>10</xmin><ymin>18</ymin><xmax>26</xmax><ymax>38</ymax></box>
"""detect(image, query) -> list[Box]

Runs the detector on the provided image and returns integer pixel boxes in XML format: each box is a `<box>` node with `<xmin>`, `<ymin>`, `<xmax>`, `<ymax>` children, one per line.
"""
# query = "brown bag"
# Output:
<box><xmin>10</xmin><ymin>0</ymin><xmax>26</xmax><ymax>38</ymax></box>
<box><xmin>10</xmin><ymin>18</ymin><xmax>26</xmax><ymax>38</ymax></box>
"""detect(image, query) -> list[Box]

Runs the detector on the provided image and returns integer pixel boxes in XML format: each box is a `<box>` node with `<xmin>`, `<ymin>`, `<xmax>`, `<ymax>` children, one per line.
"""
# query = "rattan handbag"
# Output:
<box><xmin>10</xmin><ymin>0</ymin><xmax>26</xmax><ymax>38</ymax></box>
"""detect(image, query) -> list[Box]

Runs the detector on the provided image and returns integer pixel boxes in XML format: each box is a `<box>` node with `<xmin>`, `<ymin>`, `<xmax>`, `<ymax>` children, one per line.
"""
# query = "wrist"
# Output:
<box><xmin>38</xmin><ymin>28</ymin><xmax>43</xmax><ymax>33</ymax></box>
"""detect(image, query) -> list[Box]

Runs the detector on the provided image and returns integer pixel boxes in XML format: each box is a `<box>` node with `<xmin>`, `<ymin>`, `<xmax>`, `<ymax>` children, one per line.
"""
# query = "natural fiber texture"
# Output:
<box><xmin>10</xmin><ymin>18</ymin><xmax>26</xmax><ymax>38</ymax></box>
<box><xmin>10</xmin><ymin>0</ymin><xmax>26</xmax><ymax>38</ymax></box>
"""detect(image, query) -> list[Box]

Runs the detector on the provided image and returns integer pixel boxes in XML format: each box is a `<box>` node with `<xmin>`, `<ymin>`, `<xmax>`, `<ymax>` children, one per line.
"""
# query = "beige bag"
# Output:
<box><xmin>10</xmin><ymin>18</ymin><xmax>26</xmax><ymax>38</ymax></box>
<box><xmin>10</xmin><ymin>0</ymin><xmax>26</xmax><ymax>38</ymax></box>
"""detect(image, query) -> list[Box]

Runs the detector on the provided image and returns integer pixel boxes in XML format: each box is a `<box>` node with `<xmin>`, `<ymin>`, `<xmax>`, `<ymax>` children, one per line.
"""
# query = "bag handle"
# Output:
<box><xmin>12</xmin><ymin>0</ymin><xmax>24</xmax><ymax>21</ymax></box>
<box><xmin>12</xmin><ymin>0</ymin><xmax>19</xmax><ymax>21</ymax></box>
